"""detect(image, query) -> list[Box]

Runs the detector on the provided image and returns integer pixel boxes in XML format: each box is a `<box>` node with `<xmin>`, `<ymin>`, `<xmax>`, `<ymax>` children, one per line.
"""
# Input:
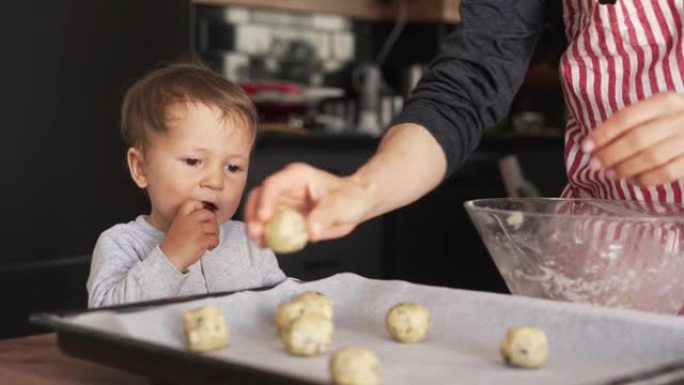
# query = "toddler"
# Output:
<box><xmin>87</xmin><ymin>61</ymin><xmax>286</xmax><ymax>308</ymax></box>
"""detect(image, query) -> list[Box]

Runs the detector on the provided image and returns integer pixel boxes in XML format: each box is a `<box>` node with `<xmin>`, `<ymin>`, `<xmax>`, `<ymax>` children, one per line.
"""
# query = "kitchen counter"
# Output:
<box><xmin>0</xmin><ymin>333</ymin><xmax>147</xmax><ymax>385</ymax></box>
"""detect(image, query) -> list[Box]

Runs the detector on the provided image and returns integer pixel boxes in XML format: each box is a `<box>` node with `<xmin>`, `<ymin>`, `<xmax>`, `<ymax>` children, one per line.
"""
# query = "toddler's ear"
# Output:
<box><xmin>127</xmin><ymin>147</ymin><xmax>148</xmax><ymax>189</ymax></box>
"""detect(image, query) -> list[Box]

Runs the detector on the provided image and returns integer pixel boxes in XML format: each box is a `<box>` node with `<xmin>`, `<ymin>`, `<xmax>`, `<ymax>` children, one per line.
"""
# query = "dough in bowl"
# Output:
<box><xmin>505</xmin><ymin>211</ymin><xmax>524</xmax><ymax>230</ymax></box>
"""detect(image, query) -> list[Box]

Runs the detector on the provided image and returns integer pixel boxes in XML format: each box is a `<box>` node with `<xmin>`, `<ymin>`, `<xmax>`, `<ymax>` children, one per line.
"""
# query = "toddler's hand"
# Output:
<box><xmin>160</xmin><ymin>200</ymin><xmax>219</xmax><ymax>272</ymax></box>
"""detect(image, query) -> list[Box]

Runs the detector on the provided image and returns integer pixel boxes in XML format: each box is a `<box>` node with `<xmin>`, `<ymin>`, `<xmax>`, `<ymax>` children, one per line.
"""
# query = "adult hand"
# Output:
<box><xmin>244</xmin><ymin>163</ymin><xmax>373</xmax><ymax>245</ymax></box>
<box><xmin>582</xmin><ymin>92</ymin><xmax>684</xmax><ymax>187</ymax></box>
<box><xmin>160</xmin><ymin>200</ymin><xmax>219</xmax><ymax>272</ymax></box>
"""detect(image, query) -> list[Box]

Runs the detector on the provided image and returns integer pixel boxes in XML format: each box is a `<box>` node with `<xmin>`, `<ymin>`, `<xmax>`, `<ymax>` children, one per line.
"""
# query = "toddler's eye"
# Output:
<box><xmin>183</xmin><ymin>158</ymin><xmax>201</xmax><ymax>167</ymax></box>
<box><xmin>227</xmin><ymin>164</ymin><xmax>242</xmax><ymax>173</ymax></box>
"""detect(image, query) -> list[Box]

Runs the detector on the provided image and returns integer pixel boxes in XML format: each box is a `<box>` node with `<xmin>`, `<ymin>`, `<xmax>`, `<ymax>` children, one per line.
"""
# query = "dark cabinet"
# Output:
<box><xmin>245</xmin><ymin>134</ymin><xmax>566</xmax><ymax>294</ymax></box>
<box><xmin>385</xmin><ymin>152</ymin><xmax>510</xmax><ymax>293</ymax></box>
<box><xmin>0</xmin><ymin>0</ymin><xmax>192</xmax><ymax>339</ymax></box>
<box><xmin>385</xmin><ymin>137</ymin><xmax>566</xmax><ymax>293</ymax></box>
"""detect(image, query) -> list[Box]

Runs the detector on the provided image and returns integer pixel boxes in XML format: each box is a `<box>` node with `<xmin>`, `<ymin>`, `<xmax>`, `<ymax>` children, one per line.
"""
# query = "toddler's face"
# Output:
<box><xmin>131</xmin><ymin>102</ymin><xmax>253</xmax><ymax>231</ymax></box>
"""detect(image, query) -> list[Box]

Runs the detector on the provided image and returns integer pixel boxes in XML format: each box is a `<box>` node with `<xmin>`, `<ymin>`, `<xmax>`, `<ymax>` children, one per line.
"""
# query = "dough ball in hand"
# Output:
<box><xmin>281</xmin><ymin>313</ymin><xmax>334</xmax><ymax>356</ymax></box>
<box><xmin>275</xmin><ymin>291</ymin><xmax>334</xmax><ymax>331</ymax></box>
<box><xmin>183</xmin><ymin>306</ymin><xmax>229</xmax><ymax>352</ymax></box>
<box><xmin>263</xmin><ymin>208</ymin><xmax>309</xmax><ymax>253</ymax></box>
<box><xmin>385</xmin><ymin>302</ymin><xmax>430</xmax><ymax>343</ymax></box>
<box><xmin>330</xmin><ymin>347</ymin><xmax>382</xmax><ymax>385</ymax></box>
<box><xmin>500</xmin><ymin>326</ymin><xmax>549</xmax><ymax>369</ymax></box>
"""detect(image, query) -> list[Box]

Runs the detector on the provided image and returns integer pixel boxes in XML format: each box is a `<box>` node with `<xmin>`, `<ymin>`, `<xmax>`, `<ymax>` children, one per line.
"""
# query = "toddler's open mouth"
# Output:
<box><xmin>202</xmin><ymin>201</ymin><xmax>218</xmax><ymax>213</ymax></box>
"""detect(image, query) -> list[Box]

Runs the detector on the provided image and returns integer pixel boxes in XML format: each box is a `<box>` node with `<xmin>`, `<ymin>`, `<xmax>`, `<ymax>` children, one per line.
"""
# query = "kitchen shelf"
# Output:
<box><xmin>192</xmin><ymin>0</ymin><xmax>461</xmax><ymax>23</ymax></box>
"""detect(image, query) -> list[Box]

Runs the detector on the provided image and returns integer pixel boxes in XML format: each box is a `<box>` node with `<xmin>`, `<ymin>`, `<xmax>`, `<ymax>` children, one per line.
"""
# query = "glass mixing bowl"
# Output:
<box><xmin>464</xmin><ymin>198</ymin><xmax>684</xmax><ymax>314</ymax></box>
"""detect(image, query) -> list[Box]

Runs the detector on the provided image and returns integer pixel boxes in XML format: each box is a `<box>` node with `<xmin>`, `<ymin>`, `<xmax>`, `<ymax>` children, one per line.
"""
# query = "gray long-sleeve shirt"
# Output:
<box><xmin>87</xmin><ymin>216</ymin><xmax>286</xmax><ymax>308</ymax></box>
<box><xmin>392</xmin><ymin>0</ymin><xmax>553</xmax><ymax>178</ymax></box>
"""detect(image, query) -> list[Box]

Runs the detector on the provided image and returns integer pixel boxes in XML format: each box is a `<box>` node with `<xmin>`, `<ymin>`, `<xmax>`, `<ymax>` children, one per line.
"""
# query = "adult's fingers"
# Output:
<box><xmin>591</xmin><ymin>113</ymin><xmax>684</xmax><ymax>169</ymax></box>
<box><xmin>256</xmin><ymin>163</ymin><xmax>314</xmax><ymax>222</ymax></box>
<box><xmin>244</xmin><ymin>188</ymin><xmax>262</xmax><ymax>221</ymax></box>
<box><xmin>636</xmin><ymin>155</ymin><xmax>684</xmax><ymax>186</ymax></box>
<box><xmin>244</xmin><ymin>187</ymin><xmax>263</xmax><ymax>237</ymax></box>
<box><xmin>612</xmin><ymin>137</ymin><xmax>684</xmax><ymax>179</ymax></box>
<box><xmin>583</xmin><ymin>92</ymin><xmax>684</xmax><ymax>152</ymax></box>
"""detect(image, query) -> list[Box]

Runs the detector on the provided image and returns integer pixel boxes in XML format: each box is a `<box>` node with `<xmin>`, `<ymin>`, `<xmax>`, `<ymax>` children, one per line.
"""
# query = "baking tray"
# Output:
<box><xmin>31</xmin><ymin>273</ymin><xmax>684</xmax><ymax>385</ymax></box>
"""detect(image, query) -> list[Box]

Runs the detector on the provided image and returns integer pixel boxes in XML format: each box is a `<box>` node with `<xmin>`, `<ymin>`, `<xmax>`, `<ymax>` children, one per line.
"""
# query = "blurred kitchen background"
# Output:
<box><xmin>1</xmin><ymin>0</ymin><xmax>567</xmax><ymax>338</ymax></box>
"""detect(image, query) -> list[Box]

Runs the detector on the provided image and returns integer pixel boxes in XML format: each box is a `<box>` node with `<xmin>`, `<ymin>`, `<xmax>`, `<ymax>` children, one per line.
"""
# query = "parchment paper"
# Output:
<box><xmin>68</xmin><ymin>273</ymin><xmax>684</xmax><ymax>384</ymax></box>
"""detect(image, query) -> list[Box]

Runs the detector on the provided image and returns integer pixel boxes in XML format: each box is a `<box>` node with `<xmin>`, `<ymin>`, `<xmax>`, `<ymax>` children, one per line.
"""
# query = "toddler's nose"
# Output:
<box><xmin>201</xmin><ymin>168</ymin><xmax>224</xmax><ymax>190</ymax></box>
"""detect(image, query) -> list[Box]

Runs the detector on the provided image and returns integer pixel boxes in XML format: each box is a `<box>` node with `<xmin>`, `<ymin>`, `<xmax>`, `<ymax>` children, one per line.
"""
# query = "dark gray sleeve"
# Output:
<box><xmin>392</xmin><ymin>0</ymin><xmax>548</xmax><ymax>178</ymax></box>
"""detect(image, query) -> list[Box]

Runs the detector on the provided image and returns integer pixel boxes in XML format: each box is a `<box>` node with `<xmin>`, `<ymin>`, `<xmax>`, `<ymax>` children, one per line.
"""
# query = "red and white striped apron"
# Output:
<box><xmin>559</xmin><ymin>0</ymin><xmax>684</xmax><ymax>204</ymax></box>
<box><xmin>550</xmin><ymin>1</ymin><xmax>684</xmax><ymax>314</ymax></box>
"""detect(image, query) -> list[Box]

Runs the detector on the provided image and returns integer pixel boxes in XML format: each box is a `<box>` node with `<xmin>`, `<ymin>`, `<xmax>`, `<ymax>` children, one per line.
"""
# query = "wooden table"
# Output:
<box><xmin>0</xmin><ymin>333</ymin><xmax>148</xmax><ymax>385</ymax></box>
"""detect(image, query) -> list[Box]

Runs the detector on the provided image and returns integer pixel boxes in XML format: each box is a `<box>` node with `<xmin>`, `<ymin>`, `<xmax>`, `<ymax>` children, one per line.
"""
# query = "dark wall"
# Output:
<box><xmin>385</xmin><ymin>138</ymin><xmax>566</xmax><ymax>294</ymax></box>
<box><xmin>0</xmin><ymin>0</ymin><xmax>191</xmax><ymax>338</ymax></box>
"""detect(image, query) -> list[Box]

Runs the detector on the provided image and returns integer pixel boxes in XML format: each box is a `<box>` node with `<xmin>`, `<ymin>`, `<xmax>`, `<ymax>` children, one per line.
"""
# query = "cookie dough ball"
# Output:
<box><xmin>275</xmin><ymin>291</ymin><xmax>334</xmax><ymax>331</ymax></box>
<box><xmin>385</xmin><ymin>302</ymin><xmax>430</xmax><ymax>343</ymax></box>
<box><xmin>276</xmin><ymin>299</ymin><xmax>308</xmax><ymax>331</ymax></box>
<box><xmin>330</xmin><ymin>347</ymin><xmax>382</xmax><ymax>385</ymax></box>
<box><xmin>263</xmin><ymin>208</ymin><xmax>308</xmax><ymax>253</ymax></box>
<box><xmin>506</xmin><ymin>211</ymin><xmax>524</xmax><ymax>230</ymax></box>
<box><xmin>500</xmin><ymin>327</ymin><xmax>548</xmax><ymax>369</ymax></box>
<box><xmin>294</xmin><ymin>291</ymin><xmax>335</xmax><ymax>319</ymax></box>
<box><xmin>183</xmin><ymin>306</ymin><xmax>229</xmax><ymax>352</ymax></box>
<box><xmin>281</xmin><ymin>313</ymin><xmax>334</xmax><ymax>356</ymax></box>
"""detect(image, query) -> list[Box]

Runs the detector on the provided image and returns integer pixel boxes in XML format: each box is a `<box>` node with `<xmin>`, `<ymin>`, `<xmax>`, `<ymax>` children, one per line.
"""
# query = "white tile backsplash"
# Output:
<box><xmin>212</xmin><ymin>6</ymin><xmax>355</xmax><ymax>84</ymax></box>
<box><xmin>222</xmin><ymin>52</ymin><xmax>249</xmax><ymax>81</ymax></box>
<box><xmin>271</xmin><ymin>26</ymin><xmax>302</xmax><ymax>44</ymax></box>
<box><xmin>235</xmin><ymin>24</ymin><xmax>272</xmax><ymax>55</ymax></box>
<box><xmin>251</xmin><ymin>10</ymin><xmax>287</xmax><ymax>25</ymax></box>
<box><xmin>222</xmin><ymin>7</ymin><xmax>250</xmax><ymax>24</ymax></box>
<box><xmin>323</xmin><ymin>60</ymin><xmax>344</xmax><ymax>72</ymax></box>
<box><xmin>264</xmin><ymin>57</ymin><xmax>279</xmax><ymax>72</ymax></box>
<box><xmin>312</xmin><ymin>14</ymin><xmax>350</xmax><ymax>31</ymax></box>
<box><xmin>288</xmin><ymin>14</ymin><xmax>313</xmax><ymax>28</ymax></box>
<box><xmin>252</xmin><ymin>9</ymin><xmax>312</xmax><ymax>28</ymax></box>
<box><xmin>306</xmin><ymin>32</ymin><xmax>332</xmax><ymax>60</ymax></box>
<box><xmin>333</xmin><ymin>31</ymin><xmax>355</xmax><ymax>62</ymax></box>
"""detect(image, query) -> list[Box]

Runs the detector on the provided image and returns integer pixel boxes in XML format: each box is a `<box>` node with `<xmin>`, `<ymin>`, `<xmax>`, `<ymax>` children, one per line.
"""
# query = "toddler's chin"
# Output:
<box><xmin>212</xmin><ymin>210</ymin><xmax>227</xmax><ymax>223</ymax></box>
